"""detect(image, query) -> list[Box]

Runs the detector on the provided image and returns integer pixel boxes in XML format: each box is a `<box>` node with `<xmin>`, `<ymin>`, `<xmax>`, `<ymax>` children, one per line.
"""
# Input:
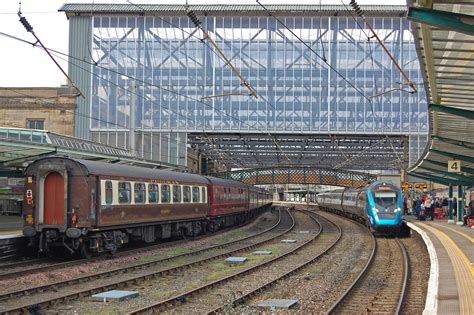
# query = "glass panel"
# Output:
<box><xmin>173</xmin><ymin>185</ymin><xmax>181</xmax><ymax>203</ymax></box>
<box><xmin>148</xmin><ymin>184</ymin><xmax>158</xmax><ymax>203</ymax></box>
<box><xmin>192</xmin><ymin>187</ymin><xmax>199</xmax><ymax>203</ymax></box>
<box><xmin>183</xmin><ymin>186</ymin><xmax>191</xmax><ymax>203</ymax></box>
<box><xmin>161</xmin><ymin>184</ymin><xmax>170</xmax><ymax>203</ymax></box>
<box><xmin>134</xmin><ymin>183</ymin><xmax>146</xmax><ymax>204</ymax></box>
<box><xmin>118</xmin><ymin>182</ymin><xmax>131</xmax><ymax>204</ymax></box>
<box><xmin>105</xmin><ymin>181</ymin><xmax>113</xmax><ymax>204</ymax></box>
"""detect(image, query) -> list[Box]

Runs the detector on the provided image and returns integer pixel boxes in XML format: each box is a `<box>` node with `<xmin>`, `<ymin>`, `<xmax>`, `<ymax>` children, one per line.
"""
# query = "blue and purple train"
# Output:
<box><xmin>317</xmin><ymin>181</ymin><xmax>409</xmax><ymax>236</ymax></box>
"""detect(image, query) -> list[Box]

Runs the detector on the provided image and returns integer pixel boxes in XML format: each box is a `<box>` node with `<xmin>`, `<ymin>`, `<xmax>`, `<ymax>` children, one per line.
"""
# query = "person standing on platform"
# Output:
<box><xmin>424</xmin><ymin>197</ymin><xmax>433</xmax><ymax>220</ymax></box>
<box><xmin>415</xmin><ymin>197</ymin><xmax>421</xmax><ymax>219</ymax></box>
<box><xmin>407</xmin><ymin>196</ymin><xmax>413</xmax><ymax>215</ymax></box>
<box><xmin>441</xmin><ymin>197</ymin><xmax>448</xmax><ymax>217</ymax></box>
<box><xmin>462</xmin><ymin>205</ymin><xmax>471</xmax><ymax>226</ymax></box>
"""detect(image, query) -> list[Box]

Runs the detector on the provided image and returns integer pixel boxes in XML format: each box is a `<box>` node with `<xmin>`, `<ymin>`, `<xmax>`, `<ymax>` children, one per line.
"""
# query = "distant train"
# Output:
<box><xmin>317</xmin><ymin>181</ymin><xmax>409</xmax><ymax>236</ymax></box>
<box><xmin>22</xmin><ymin>157</ymin><xmax>272</xmax><ymax>257</ymax></box>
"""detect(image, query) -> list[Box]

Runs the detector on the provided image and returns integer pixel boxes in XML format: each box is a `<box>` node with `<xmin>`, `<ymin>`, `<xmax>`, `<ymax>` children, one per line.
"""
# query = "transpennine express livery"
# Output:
<box><xmin>317</xmin><ymin>181</ymin><xmax>409</xmax><ymax>237</ymax></box>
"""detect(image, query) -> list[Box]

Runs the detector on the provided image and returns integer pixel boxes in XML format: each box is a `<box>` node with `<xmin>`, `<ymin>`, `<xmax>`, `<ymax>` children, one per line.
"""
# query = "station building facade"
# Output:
<box><xmin>61</xmin><ymin>4</ymin><xmax>428</xmax><ymax>169</ymax></box>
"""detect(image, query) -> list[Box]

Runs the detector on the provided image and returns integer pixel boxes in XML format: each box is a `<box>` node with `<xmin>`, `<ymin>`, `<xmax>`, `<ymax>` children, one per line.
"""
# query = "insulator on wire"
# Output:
<box><xmin>186</xmin><ymin>10</ymin><xmax>201</xmax><ymax>27</ymax></box>
<box><xmin>19</xmin><ymin>16</ymin><xmax>33</xmax><ymax>32</ymax></box>
<box><xmin>349</xmin><ymin>0</ymin><xmax>364</xmax><ymax>18</ymax></box>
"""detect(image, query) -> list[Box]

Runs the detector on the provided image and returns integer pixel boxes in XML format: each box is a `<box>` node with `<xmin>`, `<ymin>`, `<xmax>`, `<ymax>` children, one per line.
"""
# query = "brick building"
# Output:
<box><xmin>0</xmin><ymin>87</ymin><xmax>77</xmax><ymax>135</ymax></box>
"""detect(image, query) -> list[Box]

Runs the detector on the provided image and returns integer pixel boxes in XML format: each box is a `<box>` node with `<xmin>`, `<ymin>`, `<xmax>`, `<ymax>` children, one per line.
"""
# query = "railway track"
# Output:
<box><xmin>325</xmin><ymin>236</ymin><xmax>408</xmax><ymax>314</ymax></box>
<box><xmin>0</xmin><ymin>207</ymin><xmax>294</xmax><ymax>314</ymax></box>
<box><xmin>0</xmin><ymin>207</ymin><xmax>271</xmax><ymax>281</ymax></box>
<box><xmin>126</xmin><ymin>209</ymin><xmax>342</xmax><ymax>314</ymax></box>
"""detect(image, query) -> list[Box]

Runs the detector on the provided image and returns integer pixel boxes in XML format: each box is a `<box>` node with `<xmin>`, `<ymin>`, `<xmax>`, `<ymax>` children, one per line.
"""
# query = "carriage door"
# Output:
<box><xmin>44</xmin><ymin>172</ymin><xmax>65</xmax><ymax>225</ymax></box>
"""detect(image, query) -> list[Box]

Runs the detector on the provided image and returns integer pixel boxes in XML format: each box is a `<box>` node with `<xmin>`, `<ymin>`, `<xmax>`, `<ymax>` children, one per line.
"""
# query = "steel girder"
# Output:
<box><xmin>211</xmin><ymin>166</ymin><xmax>377</xmax><ymax>188</ymax></box>
<box><xmin>189</xmin><ymin>132</ymin><xmax>407</xmax><ymax>170</ymax></box>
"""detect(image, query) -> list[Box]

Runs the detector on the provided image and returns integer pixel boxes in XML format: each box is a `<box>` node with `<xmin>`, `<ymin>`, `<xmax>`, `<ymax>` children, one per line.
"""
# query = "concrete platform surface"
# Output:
<box><xmin>407</xmin><ymin>216</ymin><xmax>473</xmax><ymax>315</ymax></box>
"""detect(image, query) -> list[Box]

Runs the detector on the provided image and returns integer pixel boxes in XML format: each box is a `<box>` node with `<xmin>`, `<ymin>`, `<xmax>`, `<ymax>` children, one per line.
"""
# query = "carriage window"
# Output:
<box><xmin>192</xmin><ymin>187</ymin><xmax>200</xmax><ymax>203</ymax></box>
<box><xmin>105</xmin><ymin>181</ymin><xmax>113</xmax><ymax>204</ymax></box>
<box><xmin>134</xmin><ymin>183</ymin><xmax>146</xmax><ymax>204</ymax></box>
<box><xmin>118</xmin><ymin>182</ymin><xmax>131</xmax><ymax>204</ymax></box>
<box><xmin>173</xmin><ymin>185</ymin><xmax>181</xmax><ymax>203</ymax></box>
<box><xmin>149</xmin><ymin>184</ymin><xmax>158</xmax><ymax>203</ymax></box>
<box><xmin>201</xmin><ymin>187</ymin><xmax>207</xmax><ymax>203</ymax></box>
<box><xmin>161</xmin><ymin>185</ymin><xmax>170</xmax><ymax>203</ymax></box>
<box><xmin>183</xmin><ymin>186</ymin><xmax>191</xmax><ymax>203</ymax></box>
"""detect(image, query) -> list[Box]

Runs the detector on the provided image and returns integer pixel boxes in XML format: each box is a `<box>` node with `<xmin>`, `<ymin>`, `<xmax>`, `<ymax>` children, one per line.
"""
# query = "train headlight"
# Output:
<box><xmin>372</xmin><ymin>206</ymin><xmax>379</xmax><ymax>213</ymax></box>
<box><xmin>394</xmin><ymin>207</ymin><xmax>401</xmax><ymax>212</ymax></box>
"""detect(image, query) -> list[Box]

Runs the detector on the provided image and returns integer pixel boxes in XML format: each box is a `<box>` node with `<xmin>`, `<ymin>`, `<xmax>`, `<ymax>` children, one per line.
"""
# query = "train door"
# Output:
<box><xmin>43</xmin><ymin>172</ymin><xmax>65</xmax><ymax>225</ymax></box>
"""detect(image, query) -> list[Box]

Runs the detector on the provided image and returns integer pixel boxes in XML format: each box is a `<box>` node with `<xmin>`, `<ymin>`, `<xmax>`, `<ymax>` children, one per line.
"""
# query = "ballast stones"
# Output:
<box><xmin>257</xmin><ymin>298</ymin><xmax>298</xmax><ymax>309</ymax></box>
<box><xmin>253</xmin><ymin>251</ymin><xmax>272</xmax><ymax>255</ymax></box>
<box><xmin>225</xmin><ymin>256</ymin><xmax>247</xmax><ymax>264</ymax></box>
<box><xmin>92</xmin><ymin>290</ymin><xmax>139</xmax><ymax>302</ymax></box>
<box><xmin>281</xmin><ymin>239</ymin><xmax>297</xmax><ymax>243</ymax></box>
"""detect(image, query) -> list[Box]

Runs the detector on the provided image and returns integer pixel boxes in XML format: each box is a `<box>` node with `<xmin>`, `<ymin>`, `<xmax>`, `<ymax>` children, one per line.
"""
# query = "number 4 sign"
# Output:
<box><xmin>448</xmin><ymin>160</ymin><xmax>461</xmax><ymax>173</ymax></box>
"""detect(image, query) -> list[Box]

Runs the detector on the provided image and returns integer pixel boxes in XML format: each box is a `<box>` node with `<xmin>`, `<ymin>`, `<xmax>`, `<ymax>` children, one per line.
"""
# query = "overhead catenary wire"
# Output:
<box><xmin>0</xmin><ymin>32</ymin><xmax>265</xmax><ymax>167</ymax></box>
<box><xmin>2</xmin><ymin>87</ymin><xmax>198</xmax><ymax>164</ymax></box>
<box><xmin>17</xmin><ymin>5</ymin><xmax>84</xmax><ymax>98</ymax></box>
<box><xmin>256</xmin><ymin>0</ymin><xmax>373</xmax><ymax>104</ymax></box>
<box><xmin>348</xmin><ymin>0</ymin><xmax>417</xmax><ymax>94</ymax></box>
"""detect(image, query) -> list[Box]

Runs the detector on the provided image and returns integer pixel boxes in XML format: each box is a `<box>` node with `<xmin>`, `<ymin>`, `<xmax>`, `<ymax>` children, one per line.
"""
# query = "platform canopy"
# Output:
<box><xmin>407</xmin><ymin>0</ymin><xmax>474</xmax><ymax>186</ymax></box>
<box><xmin>0</xmin><ymin>127</ymin><xmax>181</xmax><ymax>170</ymax></box>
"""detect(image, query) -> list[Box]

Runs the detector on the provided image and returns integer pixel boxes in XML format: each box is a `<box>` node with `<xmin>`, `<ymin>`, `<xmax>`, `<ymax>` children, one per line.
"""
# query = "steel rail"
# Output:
<box><xmin>205</xmin><ymin>209</ymin><xmax>343</xmax><ymax>315</ymax></box>
<box><xmin>395</xmin><ymin>238</ymin><xmax>409</xmax><ymax>314</ymax></box>
<box><xmin>0</xmin><ymin>209</ymin><xmax>267</xmax><ymax>281</ymax></box>
<box><xmin>128</xmin><ymin>209</ymin><xmax>340</xmax><ymax>315</ymax></box>
<box><xmin>0</xmin><ymin>208</ymin><xmax>294</xmax><ymax>314</ymax></box>
<box><xmin>0</xmin><ymin>208</ymin><xmax>283</xmax><ymax>300</ymax></box>
<box><xmin>325</xmin><ymin>229</ymin><xmax>377</xmax><ymax>315</ymax></box>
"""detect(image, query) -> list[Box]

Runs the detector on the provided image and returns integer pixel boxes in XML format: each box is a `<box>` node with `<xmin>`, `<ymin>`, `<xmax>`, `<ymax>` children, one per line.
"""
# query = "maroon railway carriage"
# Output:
<box><xmin>22</xmin><ymin>157</ymin><xmax>271</xmax><ymax>256</ymax></box>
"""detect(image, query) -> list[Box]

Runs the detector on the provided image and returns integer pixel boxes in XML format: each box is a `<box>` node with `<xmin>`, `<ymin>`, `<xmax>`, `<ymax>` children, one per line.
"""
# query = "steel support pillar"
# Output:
<box><xmin>448</xmin><ymin>184</ymin><xmax>454</xmax><ymax>223</ymax></box>
<box><xmin>457</xmin><ymin>185</ymin><xmax>463</xmax><ymax>225</ymax></box>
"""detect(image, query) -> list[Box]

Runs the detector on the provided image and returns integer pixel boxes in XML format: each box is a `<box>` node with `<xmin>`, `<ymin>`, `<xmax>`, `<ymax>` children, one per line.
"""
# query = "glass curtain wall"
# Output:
<box><xmin>89</xmin><ymin>13</ymin><xmax>427</xmax><ymax>165</ymax></box>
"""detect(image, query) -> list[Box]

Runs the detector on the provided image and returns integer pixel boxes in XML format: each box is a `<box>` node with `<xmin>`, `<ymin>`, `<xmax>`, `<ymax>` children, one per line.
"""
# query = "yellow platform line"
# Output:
<box><xmin>417</xmin><ymin>222</ymin><xmax>474</xmax><ymax>315</ymax></box>
<box><xmin>432</xmin><ymin>222</ymin><xmax>474</xmax><ymax>243</ymax></box>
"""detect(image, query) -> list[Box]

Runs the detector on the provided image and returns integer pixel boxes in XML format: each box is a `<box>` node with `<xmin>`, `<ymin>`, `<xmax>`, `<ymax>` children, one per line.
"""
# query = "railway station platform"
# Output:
<box><xmin>0</xmin><ymin>215</ymin><xmax>22</xmax><ymax>234</ymax></box>
<box><xmin>406</xmin><ymin>216</ymin><xmax>473</xmax><ymax>315</ymax></box>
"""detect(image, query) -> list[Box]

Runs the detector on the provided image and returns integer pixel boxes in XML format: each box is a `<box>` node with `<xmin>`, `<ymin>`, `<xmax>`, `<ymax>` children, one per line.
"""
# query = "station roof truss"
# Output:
<box><xmin>0</xmin><ymin>127</ymin><xmax>182</xmax><ymax>170</ymax></box>
<box><xmin>407</xmin><ymin>0</ymin><xmax>474</xmax><ymax>186</ymax></box>
<box><xmin>189</xmin><ymin>133</ymin><xmax>408</xmax><ymax>171</ymax></box>
<box><xmin>60</xmin><ymin>4</ymin><xmax>407</xmax><ymax>17</ymax></box>
<box><xmin>211</xmin><ymin>166</ymin><xmax>377</xmax><ymax>188</ymax></box>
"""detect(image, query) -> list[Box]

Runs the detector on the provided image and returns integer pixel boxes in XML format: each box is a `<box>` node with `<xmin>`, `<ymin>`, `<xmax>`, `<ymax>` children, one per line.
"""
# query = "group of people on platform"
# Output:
<box><xmin>403</xmin><ymin>194</ymin><xmax>473</xmax><ymax>226</ymax></box>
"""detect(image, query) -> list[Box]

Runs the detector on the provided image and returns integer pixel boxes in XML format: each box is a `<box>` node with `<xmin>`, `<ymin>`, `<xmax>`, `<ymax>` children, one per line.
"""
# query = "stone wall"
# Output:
<box><xmin>0</xmin><ymin>87</ymin><xmax>77</xmax><ymax>135</ymax></box>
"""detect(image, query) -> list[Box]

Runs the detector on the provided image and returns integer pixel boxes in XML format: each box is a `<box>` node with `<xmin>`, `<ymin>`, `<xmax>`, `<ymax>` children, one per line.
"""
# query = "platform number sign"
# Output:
<box><xmin>448</xmin><ymin>160</ymin><xmax>461</xmax><ymax>173</ymax></box>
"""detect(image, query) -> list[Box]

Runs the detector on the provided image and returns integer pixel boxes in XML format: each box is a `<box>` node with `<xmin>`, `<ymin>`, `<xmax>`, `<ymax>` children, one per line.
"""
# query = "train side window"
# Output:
<box><xmin>183</xmin><ymin>186</ymin><xmax>191</xmax><ymax>203</ymax></box>
<box><xmin>192</xmin><ymin>186</ymin><xmax>199</xmax><ymax>203</ymax></box>
<box><xmin>118</xmin><ymin>182</ymin><xmax>131</xmax><ymax>204</ymax></box>
<box><xmin>149</xmin><ymin>184</ymin><xmax>158</xmax><ymax>203</ymax></box>
<box><xmin>134</xmin><ymin>183</ymin><xmax>146</xmax><ymax>204</ymax></box>
<box><xmin>161</xmin><ymin>185</ymin><xmax>170</xmax><ymax>203</ymax></box>
<box><xmin>201</xmin><ymin>187</ymin><xmax>207</xmax><ymax>203</ymax></box>
<box><xmin>173</xmin><ymin>185</ymin><xmax>181</xmax><ymax>203</ymax></box>
<box><xmin>105</xmin><ymin>181</ymin><xmax>113</xmax><ymax>204</ymax></box>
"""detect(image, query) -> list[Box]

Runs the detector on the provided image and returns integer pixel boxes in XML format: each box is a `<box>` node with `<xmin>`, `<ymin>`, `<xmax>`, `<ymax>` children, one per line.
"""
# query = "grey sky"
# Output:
<box><xmin>0</xmin><ymin>0</ymin><xmax>406</xmax><ymax>87</ymax></box>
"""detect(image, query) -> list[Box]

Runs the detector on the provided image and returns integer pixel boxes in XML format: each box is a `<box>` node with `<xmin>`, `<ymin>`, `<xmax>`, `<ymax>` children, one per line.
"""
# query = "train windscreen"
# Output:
<box><xmin>373</xmin><ymin>191</ymin><xmax>397</xmax><ymax>208</ymax></box>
